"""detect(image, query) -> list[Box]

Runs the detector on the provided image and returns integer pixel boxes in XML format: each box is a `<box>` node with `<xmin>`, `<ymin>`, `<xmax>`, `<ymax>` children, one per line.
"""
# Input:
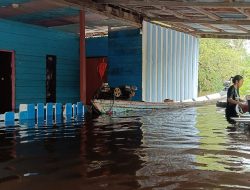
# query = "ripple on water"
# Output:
<box><xmin>0</xmin><ymin>105</ymin><xmax>250</xmax><ymax>189</ymax></box>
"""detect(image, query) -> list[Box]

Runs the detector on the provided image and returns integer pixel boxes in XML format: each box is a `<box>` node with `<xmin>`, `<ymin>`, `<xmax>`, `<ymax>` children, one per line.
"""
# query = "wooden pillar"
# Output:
<box><xmin>80</xmin><ymin>10</ymin><xmax>86</xmax><ymax>104</ymax></box>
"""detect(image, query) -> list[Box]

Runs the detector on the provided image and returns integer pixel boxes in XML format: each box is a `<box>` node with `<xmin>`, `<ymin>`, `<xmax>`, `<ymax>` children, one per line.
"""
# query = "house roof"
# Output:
<box><xmin>0</xmin><ymin>0</ymin><xmax>133</xmax><ymax>37</ymax></box>
<box><xmin>2</xmin><ymin>0</ymin><xmax>250</xmax><ymax>38</ymax></box>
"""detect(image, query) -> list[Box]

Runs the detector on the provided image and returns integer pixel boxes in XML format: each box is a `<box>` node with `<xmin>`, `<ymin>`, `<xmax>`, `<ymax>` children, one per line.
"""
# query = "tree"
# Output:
<box><xmin>199</xmin><ymin>38</ymin><xmax>249</xmax><ymax>96</ymax></box>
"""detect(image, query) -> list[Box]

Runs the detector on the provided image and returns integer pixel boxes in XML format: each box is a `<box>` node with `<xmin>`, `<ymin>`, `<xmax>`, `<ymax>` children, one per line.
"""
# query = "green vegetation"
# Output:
<box><xmin>199</xmin><ymin>39</ymin><xmax>250</xmax><ymax>97</ymax></box>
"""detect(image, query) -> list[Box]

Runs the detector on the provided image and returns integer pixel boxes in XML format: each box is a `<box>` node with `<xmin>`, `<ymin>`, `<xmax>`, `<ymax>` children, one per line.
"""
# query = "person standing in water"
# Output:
<box><xmin>225</xmin><ymin>75</ymin><xmax>245</xmax><ymax>124</ymax></box>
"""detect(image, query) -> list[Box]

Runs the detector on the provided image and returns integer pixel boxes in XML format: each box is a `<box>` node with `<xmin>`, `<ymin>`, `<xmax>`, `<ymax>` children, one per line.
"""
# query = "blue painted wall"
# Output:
<box><xmin>0</xmin><ymin>0</ymin><xmax>31</xmax><ymax>7</ymax></box>
<box><xmin>8</xmin><ymin>7</ymin><xmax>79</xmax><ymax>23</ymax></box>
<box><xmin>86</xmin><ymin>30</ymin><xmax>142</xmax><ymax>101</ymax></box>
<box><xmin>108</xmin><ymin>29</ymin><xmax>142</xmax><ymax>101</ymax></box>
<box><xmin>86</xmin><ymin>37</ymin><xmax>108</xmax><ymax>57</ymax></box>
<box><xmin>0</xmin><ymin>19</ymin><xmax>79</xmax><ymax>108</ymax></box>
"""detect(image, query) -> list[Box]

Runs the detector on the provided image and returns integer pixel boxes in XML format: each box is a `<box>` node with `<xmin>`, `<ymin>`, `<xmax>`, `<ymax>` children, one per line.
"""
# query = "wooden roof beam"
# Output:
<box><xmin>0</xmin><ymin>0</ymin><xmax>68</xmax><ymax>18</ymax></box>
<box><xmin>235</xmin><ymin>8</ymin><xmax>250</xmax><ymax>19</ymax></box>
<box><xmin>172</xmin><ymin>22</ymin><xmax>197</xmax><ymax>32</ymax></box>
<box><xmin>198</xmin><ymin>32</ymin><xmax>250</xmax><ymax>39</ymax></box>
<box><xmin>93</xmin><ymin>0</ymin><xmax>250</xmax><ymax>8</ymax></box>
<box><xmin>160</xmin><ymin>6</ymin><xmax>186</xmax><ymax>19</ymax></box>
<box><xmin>63</xmin><ymin>0</ymin><xmax>142</xmax><ymax>27</ymax></box>
<box><xmin>151</xmin><ymin>0</ymin><xmax>187</xmax><ymax>19</ymax></box>
<box><xmin>197</xmin><ymin>31</ymin><xmax>250</xmax><ymax>36</ymax></box>
<box><xmin>230</xmin><ymin>24</ymin><xmax>249</xmax><ymax>33</ymax></box>
<box><xmin>86</xmin><ymin>31</ymin><xmax>108</xmax><ymax>37</ymax></box>
<box><xmin>144</xmin><ymin>0</ymin><xmax>187</xmax><ymax>19</ymax></box>
<box><xmin>151</xmin><ymin>17</ymin><xmax>250</xmax><ymax>25</ymax></box>
<box><xmin>191</xmin><ymin>7</ymin><xmax>221</xmax><ymax>20</ymax></box>
<box><xmin>201</xmin><ymin>24</ymin><xmax>225</xmax><ymax>32</ymax></box>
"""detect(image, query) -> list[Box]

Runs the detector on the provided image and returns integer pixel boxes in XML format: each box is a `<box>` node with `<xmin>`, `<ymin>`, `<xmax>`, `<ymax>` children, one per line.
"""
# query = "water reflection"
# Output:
<box><xmin>1</xmin><ymin>106</ymin><xmax>250</xmax><ymax>189</ymax></box>
<box><xmin>136</xmin><ymin>108</ymin><xmax>199</xmax><ymax>189</ymax></box>
<box><xmin>0</xmin><ymin>115</ymin><xmax>144</xmax><ymax>190</ymax></box>
<box><xmin>82</xmin><ymin>116</ymin><xmax>143</xmax><ymax>179</ymax></box>
<box><xmin>134</xmin><ymin>106</ymin><xmax>250</xmax><ymax>189</ymax></box>
<box><xmin>195</xmin><ymin>106</ymin><xmax>229</xmax><ymax>172</ymax></box>
<box><xmin>196</xmin><ymin>106</ymin><xmax>250</xmax><ymax>173</ymax></box>
<box><xmin>0</xmin><ymin>126</ymin><xmax>17</xmax><ymax>162</ymax></box>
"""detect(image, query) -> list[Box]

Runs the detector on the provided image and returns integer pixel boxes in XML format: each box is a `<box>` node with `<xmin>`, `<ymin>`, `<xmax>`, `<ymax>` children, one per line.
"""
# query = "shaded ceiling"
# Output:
<box><xmin>0</xmin><ymin>0</ymin><xmax>134</xmax><ymax>37</ymax></box>
<box><xmin>1</xmin><ymin>0</ymin><xmax>250</xmax><ymax>38</ymax></box>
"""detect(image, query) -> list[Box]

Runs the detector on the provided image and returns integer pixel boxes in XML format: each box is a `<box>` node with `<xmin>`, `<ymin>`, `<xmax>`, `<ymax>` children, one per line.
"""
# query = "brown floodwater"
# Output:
<box><xmin>1</xmin><ymin>105</ymin><xmax>250</xmax><ymax>190</ymax></box>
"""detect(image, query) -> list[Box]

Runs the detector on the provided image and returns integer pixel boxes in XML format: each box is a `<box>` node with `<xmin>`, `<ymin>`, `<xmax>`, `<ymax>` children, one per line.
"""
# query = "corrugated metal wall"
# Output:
<box><xmin>142</xmin><ymin>21</ymin><xmax>199</xmax><ymax>102</ymax></box>
<box><xmin>108</xmin><ymin>29</ymin><xmax>142</xmax><ymax>101</ymax></box>
<box><xmin>0</xmin><ymin>19</ymin><xmax>80</xmax><ymax>107</ymax></box>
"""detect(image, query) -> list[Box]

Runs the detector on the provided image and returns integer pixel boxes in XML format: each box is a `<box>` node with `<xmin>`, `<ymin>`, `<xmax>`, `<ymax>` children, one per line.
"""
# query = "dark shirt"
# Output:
<box><xmin>225</xmin><ymin>85</ymin><xmax>239</xmax><ymax>123</ymax></box>
<box><xmin>226</xmin><ymin>85</ymin><xmax>239</xmax><ymax>108</ymax></box>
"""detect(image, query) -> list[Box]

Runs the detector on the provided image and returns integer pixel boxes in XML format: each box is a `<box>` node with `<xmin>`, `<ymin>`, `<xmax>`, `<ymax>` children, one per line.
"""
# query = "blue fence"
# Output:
<box><xmin>0</xmin><ymin>102</ymin><xmax>86</xmax><ymax>126</ymax></box>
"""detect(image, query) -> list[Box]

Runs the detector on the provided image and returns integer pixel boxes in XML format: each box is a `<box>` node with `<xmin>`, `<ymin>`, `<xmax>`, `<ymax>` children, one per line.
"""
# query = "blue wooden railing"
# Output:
<box><xmin>0</xmin><ymin>102</ymin><xmax>86</xmax><ymax>126</ymax></box>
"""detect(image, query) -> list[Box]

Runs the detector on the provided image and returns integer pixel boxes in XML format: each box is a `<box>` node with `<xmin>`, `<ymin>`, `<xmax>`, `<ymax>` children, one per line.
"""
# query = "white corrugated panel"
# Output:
<box><xmin>142</xmin><ymin>21</ymin><xmax>199</xmax><ymax>102</ymax></box>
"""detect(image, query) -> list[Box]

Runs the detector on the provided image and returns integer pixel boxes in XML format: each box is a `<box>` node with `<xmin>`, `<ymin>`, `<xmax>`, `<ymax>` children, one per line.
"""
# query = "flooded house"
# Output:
<box><xmin>0</xmin><ymin>0</ymin><xmax>250</xmax><ymax>189</ymax></box>
<box><xmin>0</xmin><ymin>1</ymin><xmax>201</xmax><ymax>115</ymax></box>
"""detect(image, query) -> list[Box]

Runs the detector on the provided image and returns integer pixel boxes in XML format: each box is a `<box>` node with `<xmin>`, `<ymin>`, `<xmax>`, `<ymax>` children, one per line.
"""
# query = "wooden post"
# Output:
<box><xmin>80</xmin><ymin>10</ymin><xmax>86</xmax><ymax>104</ymax></box>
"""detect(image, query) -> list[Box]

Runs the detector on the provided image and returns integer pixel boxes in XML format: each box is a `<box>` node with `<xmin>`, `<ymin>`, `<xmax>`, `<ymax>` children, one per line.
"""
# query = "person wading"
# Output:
<box><xmin>225</xmin><ymin>75</ymin><xmax>245</xmax><ymax>124</ymax></box>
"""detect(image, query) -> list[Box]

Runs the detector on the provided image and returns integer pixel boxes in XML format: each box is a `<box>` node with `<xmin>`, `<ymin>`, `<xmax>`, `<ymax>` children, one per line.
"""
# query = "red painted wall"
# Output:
<box><xmin>86</xmin><ymin>57</ymin><xmax>107</xmax><ymax>104</ymax></box>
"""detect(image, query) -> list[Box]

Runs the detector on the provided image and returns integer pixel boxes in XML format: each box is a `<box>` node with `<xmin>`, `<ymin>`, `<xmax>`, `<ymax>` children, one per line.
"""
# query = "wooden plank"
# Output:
<box><xmin>158</xmin><ymin>6</ymin><xmax>186</xmax><ymax>19</ymax></box>
<box><xmin>91</xmin><ymin>0</ymin><xmax>250</xmax><ymax>8</ymax></box>
<box><xmin>4</xmin><ymin>112</ymin><xmax>15</xmax><ymax>124</ymax></box>
<box><xmin>65</xmin><ymin>103</ymin><xmax>73</xmax><ymax>117</ymax></box>
<box><xmin>86</xmin><ymin>37</ymin><xmax>108</xmax><ymax>57</ymax></box>
<box><xmin>191</xmin><ymin>7</ymin><xmax>221</xmax><ymax>20</ymax></box>
<box><xmin>151</xmin><ymin>17</ymin><xmax>250</xmax><ymax>25</ymax></box>
<box><xmin>108</xmin><ymin>29</ymin><xmax>142</xmax><ymax>101</ymax></box>
<box><xmin>0</xmin><ymin>113</ymin><xmax>18</xmax><ymax>122</ymax></box>
<box><xmin>230</xmin><ymin>24</ymin><xmax>249</xmax><ymax>33</ymax></box>
<box><xmin>201</xmin><ymin>24</ymin><xmax>225</xmax><ymax>32</ymax></box>
<box><xmin>0</xmin><ymin>0</ymin><xmax>68</xmax><ymax>18</ymax></box>
<box><xmin>64</xmin><ymin>0</ymin><xmax>142</xmax><ymax>27</ymax></box>
<box><xmin>197</xmin><ymin>32</ymin><xmax>250</xmax><ymax>39</ymax></box>
<box><xmin>171</xmin><ymin>23</ymin><xmax>198</xmax><ymax>32</ymax></box>
<box><xmin>0</xmin><ymin>19</ymin><xmax>80</xmax><ymax>106</ymax></box>
<box><xmin>0</xmin><ymin>19</ymin><xmax>78</xmax><ymax>40</ymax></box>
<box><xmin>37</xmin><ymin>103</ymin><xmax>45</xmax><ymax>120</ymax></box>
<box><xmin>235</xmin><ymin>8</ymin><xmax>250</xmax><ymax>19</ymax></box>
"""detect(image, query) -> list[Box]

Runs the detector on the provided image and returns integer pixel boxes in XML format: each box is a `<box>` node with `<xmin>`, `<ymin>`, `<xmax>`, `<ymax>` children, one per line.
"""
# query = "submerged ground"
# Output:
<box><xmin>0</xmin><ymin>105</ymin><xmax>250</xmax><ymax>190</ymax></box>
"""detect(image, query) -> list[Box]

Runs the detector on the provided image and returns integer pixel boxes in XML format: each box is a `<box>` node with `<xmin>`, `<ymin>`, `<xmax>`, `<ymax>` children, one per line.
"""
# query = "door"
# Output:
<box><xmin>46</xmin><ymin>55</ymin><xmax>56</xmax><ymax>103</ymax></box>
<box><xmin>0</xmin><ymin>51</ymin><xmax>13</xmax><ymax>114</ymax></box>
<box><xmin>86</xmin><ymin>57</ymin><xmax>108</xmax><ymax>104</ymax></box>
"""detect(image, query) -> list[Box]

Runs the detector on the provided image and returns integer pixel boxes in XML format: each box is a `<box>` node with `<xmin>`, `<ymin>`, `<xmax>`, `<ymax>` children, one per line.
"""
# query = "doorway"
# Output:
<box><xmin>0</xmin><ymin>51</ymin><xmax>14</xmax><ymax>114</ymax></box>
<box><xmin>46</xmin><ymin>55</ymin><xmax>56</xmax><ymax>103</ymax></box>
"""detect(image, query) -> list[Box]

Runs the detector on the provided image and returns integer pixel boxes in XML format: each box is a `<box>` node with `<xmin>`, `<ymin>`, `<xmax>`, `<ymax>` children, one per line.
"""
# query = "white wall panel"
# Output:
<box><xmin>142</xmin><ymin>21</ymin><xmax>199</xmax><ymax>102</ymax></box>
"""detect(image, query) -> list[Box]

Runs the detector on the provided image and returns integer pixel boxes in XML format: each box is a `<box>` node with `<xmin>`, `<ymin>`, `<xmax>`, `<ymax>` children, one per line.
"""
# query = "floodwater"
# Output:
<box><xmin>1</xmin><ymin>105</ymin><xmax>250</xmax><ymax>190</ymax></box>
